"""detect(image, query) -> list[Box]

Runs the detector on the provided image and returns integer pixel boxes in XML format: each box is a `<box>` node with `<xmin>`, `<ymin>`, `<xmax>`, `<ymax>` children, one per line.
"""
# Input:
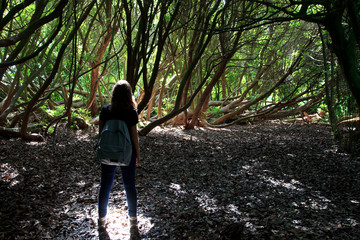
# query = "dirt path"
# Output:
<box><xmin>1</xmin><ymin>122</ymin><xmax>359</xmax><ymax>239</ymax></box>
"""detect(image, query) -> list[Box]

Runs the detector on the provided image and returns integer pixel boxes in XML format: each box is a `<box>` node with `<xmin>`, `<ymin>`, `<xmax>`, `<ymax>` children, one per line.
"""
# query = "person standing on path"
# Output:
<box><xmin>97</xmin><ymin>80</ymin><xmax>140</xmax><ymax>240</ymax></box>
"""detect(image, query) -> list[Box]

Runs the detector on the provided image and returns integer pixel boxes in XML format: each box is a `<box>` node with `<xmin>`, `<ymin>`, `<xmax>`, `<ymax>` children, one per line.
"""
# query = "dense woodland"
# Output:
<box><xmin>1</xmin><ymin>1</ymin><xmax>360</xmax><ymax>239</ymax></box>
<box><xmin>0</xmin><ymin>0</ymin><xmax>359</xmax><ymax>145</ymax></box>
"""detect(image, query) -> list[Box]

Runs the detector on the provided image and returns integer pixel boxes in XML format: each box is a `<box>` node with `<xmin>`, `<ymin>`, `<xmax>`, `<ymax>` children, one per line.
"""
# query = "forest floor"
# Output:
<box><xmin>1</xmin><ymin>122</ymin><xmax>360</xmax><ymax>240</ymax></box>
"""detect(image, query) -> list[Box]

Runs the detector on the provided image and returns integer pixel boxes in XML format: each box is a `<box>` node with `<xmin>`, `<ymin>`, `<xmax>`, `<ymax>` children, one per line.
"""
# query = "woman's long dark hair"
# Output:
<box><xmin>110</xmin><ymin>80</ymin><xmax>137</xmax><ymax>112</ymax></box>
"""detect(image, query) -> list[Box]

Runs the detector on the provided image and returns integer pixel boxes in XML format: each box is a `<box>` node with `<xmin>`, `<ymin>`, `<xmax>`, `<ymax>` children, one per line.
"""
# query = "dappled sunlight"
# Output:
<box><xmin>262</xmin><ymin>176</ymin><xmax>305</xmax><ymax>191</ymax></box>
<box><xmin>169</xmin><ymin>182</ymin><xmax>187</xmax><ymax>195</ymax></box>
<box><xmin>166</xmin><ymin>127</ymin><xmax>201</xmax><ymax>142</ymax></box>
<box><xmin>75</xmin><ymin>180</ymin><xmax>86</xmax><ymax>187</ymax></box>
<box><xmin>226</xmin><ymin>204</ymin><xmax>243</xmax><ymax>216</ymax></box>
<box><xmin>152</xmin><ymin>125</ymin><xmax>230</xmax><ymax>142</ymax></box>
<box><xmin>92</xmin><ymin>206</ymin><xmax>153</xmax><ymax>239</ymax></box>
<box><xmin>24</xmin><ymin>141</ymin><xmax>47</xmax><ymax>146</ymax></box>
<box><xmin>74</xmin><ymin>130</ymin><xmax>96</xmax><ymax>142</ymax></box>
<box><xmin>99</xmin><ymin>205</ymin><xmax>154</xmax><ymax>238</ymax></box>
<box><xmin>0</xmin><ymin>162</ymin><xmax>20</xmax><ymax>187</ymax></box>
<box><xmin>297</xmin><ymin>195</ymin><xmax>333</xmax><ymax>211</ymax></box>
<box><xmin>165</xmin><ymin>156</ymin><xmax>356</xmax><ymax>238</ymax></box>
<box><xmin>138</xmin><ymin>123</ymin><xmax>359</xmax><ymax>238</ymax></box>
<box><xmin>261</xmin><ymin>175</ymin><xmax>334</xmax><ymax>211</ymax></box>
<box><xmin>195</xmin><ymin>192</ymin><xmax>219</xmax><ymax>213</ymax></box>
<box><xmin>169</xmin><ymin>182</ymin><xmax>244</xmax><ymax>218</ymax></box>
<box><xmin>1</xmin><ymin>123</ymin><xmax>359</xmax><ymax>239</ymax></box>
<box><xmin>54</xmin><ymin>187</ymin><xmax>154</xmax><ymax>239</ymax></box>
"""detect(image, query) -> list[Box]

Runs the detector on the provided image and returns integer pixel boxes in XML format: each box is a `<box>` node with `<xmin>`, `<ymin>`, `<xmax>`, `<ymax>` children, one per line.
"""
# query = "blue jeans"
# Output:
<box><xmin>98</xmin><ymin>153</ymin><xmax>137</xmax><ymax>218</ymax></box>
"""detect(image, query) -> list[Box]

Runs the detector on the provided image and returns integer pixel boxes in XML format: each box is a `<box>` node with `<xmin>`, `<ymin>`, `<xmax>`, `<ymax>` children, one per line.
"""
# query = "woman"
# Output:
<box><xmin>97</xmin><ymin>80</ymin><xmax>140</xmax><ymax>239</ymax></box>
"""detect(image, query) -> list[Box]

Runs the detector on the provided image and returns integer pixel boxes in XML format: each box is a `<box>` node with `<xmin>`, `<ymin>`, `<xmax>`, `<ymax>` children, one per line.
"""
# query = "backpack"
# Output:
<box><xmin>96</xmin><ymin>119</ymin><xmax>132</xmax><ymax>166</ymax></box>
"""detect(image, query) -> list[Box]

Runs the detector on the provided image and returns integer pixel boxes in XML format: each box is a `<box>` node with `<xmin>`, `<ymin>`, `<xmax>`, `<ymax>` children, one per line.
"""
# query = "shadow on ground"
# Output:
<box><xmin>1</xmin><ymin>122</ymin><xmax>359</xmax><ymax>239</ymax></box>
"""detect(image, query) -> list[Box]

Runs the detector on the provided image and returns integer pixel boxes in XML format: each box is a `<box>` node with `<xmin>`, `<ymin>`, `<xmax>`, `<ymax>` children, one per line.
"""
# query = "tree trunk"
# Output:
<box><xmin>187</xmin><ymin>29</ymin><xmax>242</xmax><ymax>129</ymax></box>
<box><xmin>324</xmin><ymin>6</ymin><xmax>360</xmax><ymax>108</ymax></box>
<box><xmin>19</xmin><ymin>0</ymin><xmax>96</xmax><ymax>140</ymax></box>
<box><xmin>213</xmin><ymin>50</ymin><xmax>304</xmax><ymax>125</ymax></box>
<box><xmin>187</xmin><ymin>59</ymin><xmax>228</xmax><ymax>129</ymax></box>
<box><xmin>88</xmin><ymin>24</ymin><xmax>118</xmax><ymax>116</ymax></box>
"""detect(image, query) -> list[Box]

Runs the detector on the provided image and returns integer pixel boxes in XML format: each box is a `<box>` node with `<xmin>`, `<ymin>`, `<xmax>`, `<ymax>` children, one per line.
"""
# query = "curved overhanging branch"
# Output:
<box><xmin>203</xmin><ymin>91</ymin><xmax>324</xmax><ymax>128</ymax></box>
<box><xmin>19</xmin><ymin>0</ymin><xmax>97</xmax><ymax>141</ymax></box>
<box><xmin>0</xmin><ymin>12</ymin><xmax>63</xmax><ymax>68</ymax></box>
<box><xmin>0</xmin><ymin>0</ymin><xmax>68</xmax><ymax>47</ymax></box>
<box><xmin>138</xmin><ymin>70</ymin><xmax>212</xmax><ymax>136</ymax></box>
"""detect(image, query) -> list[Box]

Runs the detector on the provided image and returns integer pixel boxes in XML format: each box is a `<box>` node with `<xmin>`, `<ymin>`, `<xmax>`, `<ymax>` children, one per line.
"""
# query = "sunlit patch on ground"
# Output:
<box><xmin>24</xmin><ymin>141</ymin><xmax>47</xmax><ymax>146</ymax></box>
<box><xmin>1</xmin><ymin>123</ymin><xmax>359</xmax><ymax>239</ymax></box>
<box><xmin>0</xmin><ymin>163</ymin><xmax>20</xmax><ymax>187</ymax></box>
<box><xmin>88</xmin><ymin>205</ymin><xmax>154</xmax><ymax>239</ymax></box>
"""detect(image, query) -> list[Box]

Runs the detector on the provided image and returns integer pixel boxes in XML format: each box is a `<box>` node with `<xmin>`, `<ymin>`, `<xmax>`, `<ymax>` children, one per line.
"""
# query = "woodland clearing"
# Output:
<box><xmin>1</xmin><ymin>122</ymin><xmax>359</xmax><ymax>240</ymax></box>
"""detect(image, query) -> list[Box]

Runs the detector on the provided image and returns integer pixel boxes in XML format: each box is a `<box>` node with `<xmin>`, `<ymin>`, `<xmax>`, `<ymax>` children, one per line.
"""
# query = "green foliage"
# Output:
<box><xmin>207</xmin><ymin>106</ymin><xmax>222</xmax><ymax>119</ymax></box>
<box><xmin>46</xmin><ymin>125</ymin><xmax>55</xmax><ymax>134</ymax></box>
<box><xmin>40</xmin><ymin>105</ymin><xmax>65</xmax><ymax>118</ymax></box>
<box><xmin>1</xmin><ymin>0</ymin><xmax>359</xmax><ymax>138</ymax></box>
<box><xmin>72</xmin><ymin>108</ymin><xmax>91</xmax><ymax>122</ymax></box>
<box><xmin>162</xmin><ymin>98</ymin><xmax>175</xmax><ymax>116</ymax></box>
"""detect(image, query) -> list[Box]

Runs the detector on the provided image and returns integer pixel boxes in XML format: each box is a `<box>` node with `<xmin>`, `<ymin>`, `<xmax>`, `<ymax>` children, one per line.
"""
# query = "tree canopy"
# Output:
<box><xmin>0</xmin><ymin>0</ymin><xmax>359</xmax><ymax>141</ymax></box>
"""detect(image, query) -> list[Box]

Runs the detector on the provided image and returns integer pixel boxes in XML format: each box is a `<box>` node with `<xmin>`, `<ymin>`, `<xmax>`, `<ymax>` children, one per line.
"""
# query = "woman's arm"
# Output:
<box><xmin>99</xmin><ymin>119</ymin><xmax>105</xmax><ymax>138</ymax></box>
<box><xmin>129</xmin><ymin>124</ymin><xmax>140</xmax><ymax>166</ymax></box>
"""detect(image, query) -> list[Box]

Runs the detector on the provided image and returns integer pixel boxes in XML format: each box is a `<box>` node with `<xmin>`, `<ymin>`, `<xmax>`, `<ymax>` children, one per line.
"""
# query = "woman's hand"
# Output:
<box><xmin>136</xmin><ymin>156</ymin><xmax>140</xmax><ymax>166</ymax></box>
